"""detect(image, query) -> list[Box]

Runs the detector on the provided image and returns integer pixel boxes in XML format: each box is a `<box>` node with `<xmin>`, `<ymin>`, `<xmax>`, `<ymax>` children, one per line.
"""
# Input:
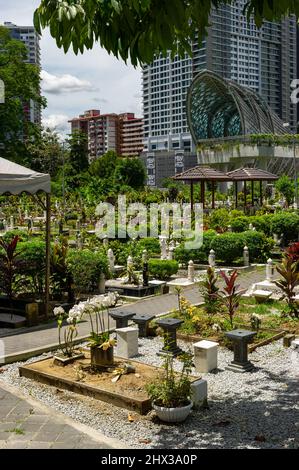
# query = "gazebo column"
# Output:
<box><xmin>244</xmin><ymin>180</ymin><xmax>247</xmax><ymax>209</ymax></box>
<box><xmin>190</xmin><ymin>180</ymin><xmax>194</xmax><ymax>213</ymax></box>
<box><xmin>259</xmin><ymin>181</ymin><xmax>263</xmax><ymax>206</ymax></box>
<box><xmin>201</xmin><ymin>181</ymin><xmax>205</xmax><ymax>209</ymax></box>
<box><xmin>251</xmin><ymin>180</ymin><xmax>254</xmax><ymax>207</ymax></box>
<box><xmin>45</xmin><ymin>193</ymin><xmax>51</xmax><ymax>319</ymax></box>
<box><xmin>235</xmin><ymin>181</ymin><xmax>238</xmax><ymax>209</ymax></box>
<box><xmin>212</xmin><ymin>181</ymin><xmax>215</xmax><ymax>209</ymax></box>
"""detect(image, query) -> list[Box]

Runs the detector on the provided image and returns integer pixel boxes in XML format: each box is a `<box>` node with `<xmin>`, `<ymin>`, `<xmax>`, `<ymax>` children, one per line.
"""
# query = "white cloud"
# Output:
<box><xmin>41</xmin><ymin>70</ymin><xmax>94</xmax><ymax>95</ymax></box>
<box><xmin>42</xmin><ymin>114</ymin><xmax>69</xmax><ymax>132</ymax></box>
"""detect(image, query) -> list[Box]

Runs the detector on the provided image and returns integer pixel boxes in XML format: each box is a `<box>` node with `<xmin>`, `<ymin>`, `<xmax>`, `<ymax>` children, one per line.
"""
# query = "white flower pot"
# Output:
<box><xmin>152</xmin><ymin>400</ymin><xmax>193</xmax><ymax>423</ymax></box>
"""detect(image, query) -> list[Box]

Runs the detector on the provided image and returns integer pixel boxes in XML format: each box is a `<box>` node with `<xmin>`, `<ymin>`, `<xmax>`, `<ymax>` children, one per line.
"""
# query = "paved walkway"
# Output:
<box><xmin>0</xmin><ymin>380</ymin><xmax>127</xmax><ymax>449</ymax></box>
<box><xmin>0</xmin><ymin>268</ymin><xmax>265</xmax><ymax>364</ymax></box>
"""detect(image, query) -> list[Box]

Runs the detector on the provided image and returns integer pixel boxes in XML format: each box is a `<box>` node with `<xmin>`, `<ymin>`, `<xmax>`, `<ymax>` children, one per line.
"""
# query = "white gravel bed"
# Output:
<box><xmin>0</xmin><ymin>337</ymin><xmax>298</xmax><ymax>449</ymax></box>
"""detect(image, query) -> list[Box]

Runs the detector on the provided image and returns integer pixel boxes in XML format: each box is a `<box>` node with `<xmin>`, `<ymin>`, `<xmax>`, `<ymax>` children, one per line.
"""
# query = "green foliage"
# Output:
<box><xmin>275</xmin><ymin>175</ymin><xmax>295</xmax><ymax>207</ymax></box>
<box><xmin>146</xmin><ymin>351</ymin><xmax>193</xmax><ymax>408</ymax></box>
<box><xmin>138</xmin><ymin>237</ymin><xmax>161</xmax><ymax>256</ymax></box>
<box><xmin>66</xmin><ymin>249</ymin><xmax>109</xmax><ymax>294</ymax></box>
<box><xmin>1</xmin><ymin>229</ymin><xmax>29</xmax><ymax>243</ymax></box>
<box><xmin>274</xmin><ymin>257</ymin><xmax>299</xmax><ymax>318</ymax></box>
<box><xmin>114</xmin><ymin>158</ymin><xmax>146</xmax><ymax>190</ymax></box>
<box><xmin>211</xmin><ymin>233</ymin><xmax>244</xmax><ymax>265</ymax></box>
<box><xmin>174</xmin><ymin>230</ymin><xmax>217</xmax><ymax>264</ymax></box>
<box><xmin>34</xmin><ymin>1</ymin><xmax>299</xmax><ymax>66</ymax></box>
<box><xmin>0</xmin><ymin>26</ymin><xmax>46</xmax><ymax>162</ymax></box>
<box><xmin>241</xmin><ymin>231</ymin><xmax>274</xmax><ymax>262</ymax></box>
<box><xmin>199</xmin><ymin>267</ymin><xmax>221</xmax><ymax>319</ymax></box>
<box><xmin>148</xmin><ymin>259</ymin><xmax>179</xmax><ymax>280</ymax></box>
<box><xmin>0</xmin><ymin>236</ymin><xmax>24</xmax><ymax>299</ymax></box>
<box><xmin>230</xmin><ymin>216</ymin><xmax>250</xmax><ymax>233</ymax></box>
<box><xmin>18</xmin><ymin>241</ymin><xmax>46</xmax><ymax>295</ymax></box>
<box><xmin>89</xmin><ymin>151</ymin><xmax>118</xmax><ymax>179</ymax></box>
<box><xmin>270</xmin><ymin>212</ymin><xmax>299</xmax><ymax>244</ymax></box>
<box><xmin>67</xmin><ymin>130</ymin><xmax>89</xmax><ymax>175</ymax></box>
<box><xmin>209</xmin><ymin>208</ymin><xmax>230</xmax><ymax>232</ymax></box>
<box><xmin>27</xmin><ymin>128</ymin><xmax>65</xmax><ymax>177</ymax></box>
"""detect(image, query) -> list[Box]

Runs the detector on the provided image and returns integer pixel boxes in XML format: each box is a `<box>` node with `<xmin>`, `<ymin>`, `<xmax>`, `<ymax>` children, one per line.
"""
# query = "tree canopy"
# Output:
<box><xmin>0</xmin><ymin>26</ymin><xmax>46</xmax><ymax>162</ymax></box>
<box><xmin>34</xmin><ymin>1</ymin><xmax>299</xmax><ymax>66</ymax></box>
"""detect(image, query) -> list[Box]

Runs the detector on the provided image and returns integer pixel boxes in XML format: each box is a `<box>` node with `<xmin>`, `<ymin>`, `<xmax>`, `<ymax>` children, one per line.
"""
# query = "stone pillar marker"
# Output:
<box><xmin>193</xmin><ymin>340</ymin><xmax>218</xmax><ymax>373</ymax></box>
<box><xmin>115</xmin><ymin>327</ymin><xmax>139</xmax><ymax>359</ymax></box>
<box><xmin>98</xmin><ymin>273</ymin><xmax>106</xmax><ymax>294</ymax></box>
<box><xmin>168</xmin><ymin>247</ymin><xmax>175</xmax><ymax>260</ymax></box>
<box><xmin>108</xmin><ymin>249</ymin><xmax>115</xmax><ymax>273</ymax></box>
<box><xmin>132</xmin><ymin>313</ymin><xmax>155</xmax><ymax>337</ymax></box>
<box><xmin>109</xmin><ymin>311</ymin><xmax>135</xmax><ymax>329</ymax></box>
<box><xmin>225</xmin><ymin>329</ymin><xmax>257</xmax><ymax>372</ymax></box>
<box><xmin>156</xmin><ymin>318</ymin><xmax>183</xmax><ymax>357</ymax></box>
<box><xmin>160</xmin><ymin>237</ymin><xmax>167</xmax><ymax>260</ymax></box>
<box><xmin>243</xmin><ymin>246</ymin><xmax>250</xmax><ymax>267</ymax></box>
<box><xmin>190</xmin><ymin>379</ymin><xmax>208</xmax><ymax>410</ymax></box>
<box><xmin>208</xmin><ymin>249</ymin><xmax>216</xmax><ymax>268</ymax></box>
<box><xmin>188</xmin><ymin>260</ymin><xmax>195</xmax><ymax>282</ymax></box>
<box><xmin>266</xmin><ymin>258</ymin><xmax>275</xmax><ymax>282</ymax></box>
<box><xmin>10</xmin><ymin>215</ymin><xmax>14</xmax><ymax>229</ymax></box>
<box><xmin>142</xmin><ymin>250</ymin><xmax>149</xmax><ymax>287</ymax></box>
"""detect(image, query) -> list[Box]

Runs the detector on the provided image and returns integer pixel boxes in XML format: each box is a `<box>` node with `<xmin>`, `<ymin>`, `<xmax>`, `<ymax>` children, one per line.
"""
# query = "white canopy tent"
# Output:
<box><xmin>0</xmin><ymin>157</ymin><xmax>51</xmax><ymax>317</ymax></box>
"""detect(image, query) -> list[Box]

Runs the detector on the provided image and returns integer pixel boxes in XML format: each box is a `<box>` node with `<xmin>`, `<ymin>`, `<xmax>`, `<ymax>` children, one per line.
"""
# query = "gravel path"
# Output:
<box><xmin>0</xmin><ymin>338</ymin><xmax>298</xmax><ymax>449</ymax></box>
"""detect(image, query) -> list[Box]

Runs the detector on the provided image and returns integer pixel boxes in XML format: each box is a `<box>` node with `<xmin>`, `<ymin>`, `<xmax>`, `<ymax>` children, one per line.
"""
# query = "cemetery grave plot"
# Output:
<box><xmin>19</xmin><ymin>353</ymin><xmax>200</xmax><ymax>415</ymax></box>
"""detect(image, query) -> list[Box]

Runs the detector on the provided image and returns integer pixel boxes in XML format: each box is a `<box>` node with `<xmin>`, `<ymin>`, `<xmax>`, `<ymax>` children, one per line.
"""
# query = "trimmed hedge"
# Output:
<box><xmin>270</xmin><ymin>213</ymin><xmax>299</xmax><ymax>244</ymax></box>
<box><xmin>174</xmin><ymin>230</ymin><xmax>217</xmax><ymax>264</ymax></box>
<box><xmin>230</xmin><ymin>217</ymin><xmax>250</xmax><ymax>233</ymax></box>
<box><xmin>148</xmin><ymin>259</ymin><xmax>179</xmax><ymax>280</ymax></box>
<box><xmin>210</xmin><ymin>233</ymin><xmax>244</xmax><ymax>264</ymax></box>
<box><xmin>66</xmin><ymin>249</ymin><xmax>109</xmax><ymax>293</ymax></box>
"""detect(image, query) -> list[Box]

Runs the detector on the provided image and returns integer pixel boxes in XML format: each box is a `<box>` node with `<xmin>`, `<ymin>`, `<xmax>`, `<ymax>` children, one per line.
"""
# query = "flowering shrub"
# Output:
<box><xmin>53</xmin><ymin>305</ymin><xmax>81</xmax><ymax>358</ymax></box>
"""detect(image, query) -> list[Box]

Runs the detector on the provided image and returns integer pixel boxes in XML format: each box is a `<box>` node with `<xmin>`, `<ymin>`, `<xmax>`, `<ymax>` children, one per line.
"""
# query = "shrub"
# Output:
<box><xmin>230</xmin><ymin>217</ymin><xmax>250</xmax><ymax>233</ymax></box>
<box><xmin>2</xmin><ymin>229</ymin><xmax>29</xmax><ymax>243</ymax></box>
<box><xmin>18</xmin><ymin>241</ymin><xmax>46</xmax><ymax>295</ymax></box>
<box><xmin>270</xmin><ymin>213</ymin><xmax>299</xmax><ymax>245</ymax></box>
<box><xmin>286</xmin><ymin>242</ymin><xmax>299</xmax><ymax>264</ymax></box>
<box><xmin>148</xmin><ymin>259</ymin><xmax>179</xmax><ymax>280</ymax></box>
<box><xmin>211</xmin><ymin>233</ymin><xmax>244</xmax><ymax>264</ymax></box>
<box><xmin>138</xmin><ymin>238</ymin><xmax>161</xmax><ymax>256</ymax></box>
<box><xmin>66</xmin><ymin>249</ymin><xmax>109</xmax><ymax>294</ymax></box>
<box><xmin>174</xmin><ymin>230</ymin><xmax>217</xmax><ymax>265</ymax></box>
<box><xmin>251</xmin><ymin>214</ymin><xmax>274</xmax><ymax>236</ymax></box>
<box><xmin>241</xmin><ymin>231</ymin><xmax>274</xmax><ymax>262</ymax></box>
<box><xmin>209</xmin><ymin>209</ymin><xmax>230</xmax><ymax>232</ymax></box>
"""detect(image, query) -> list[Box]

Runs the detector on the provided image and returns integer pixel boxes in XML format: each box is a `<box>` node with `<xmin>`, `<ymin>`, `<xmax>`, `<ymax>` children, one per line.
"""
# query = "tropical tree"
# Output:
<box><xmin>114</xmin><ymin>157</ymin><xmax>146</xmax><ymax>190</ymax></box>
<box><xmin>0</xmin><ymin>26</ymin><xmax>46</xmax><ymax>162</ymax></box>
<box><xmin>27</xmin><ymin>128</ymin><xmax>65</xmax><ymax>177</ymax></box>
<box><xmin>34</xmin><ymin>1</ymin><xmax>299</xmax><ymax>66</ymax></box>
<box><xmin>67</xmin><ymin>130</ymin><xmax>89</xmax><ymax>174</ymax></box>
<box><xmin>275</xmin><ymin>175</ymin><xmax>295</xmax><ymax>207</ymax></box>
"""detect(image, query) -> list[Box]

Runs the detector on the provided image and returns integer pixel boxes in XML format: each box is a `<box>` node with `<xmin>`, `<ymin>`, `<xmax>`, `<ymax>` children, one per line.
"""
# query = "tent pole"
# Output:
<box><xmin>45</xmin><ymin>193</ymin><xmax>51</xmax><ymax>319</ymax></box>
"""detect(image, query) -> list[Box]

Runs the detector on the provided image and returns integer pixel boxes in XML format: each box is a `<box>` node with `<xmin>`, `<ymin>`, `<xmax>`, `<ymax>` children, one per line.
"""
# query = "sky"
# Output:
<box><xmin>0</xmin><ymin>0</ymin><xmax>142</xmax><ymax>137</ymax></box>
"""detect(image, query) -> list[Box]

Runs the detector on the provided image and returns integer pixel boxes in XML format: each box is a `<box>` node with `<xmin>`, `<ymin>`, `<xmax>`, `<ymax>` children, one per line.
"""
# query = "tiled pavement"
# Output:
<box><xmin>0</xmin><ymin>268</ymin><xmax>265</xmax><ymax>363</ymax></box>
<box><xmin>0</xmin><ymin>380</ymin><xmax>126</xmax><ymax>449</ymax></box>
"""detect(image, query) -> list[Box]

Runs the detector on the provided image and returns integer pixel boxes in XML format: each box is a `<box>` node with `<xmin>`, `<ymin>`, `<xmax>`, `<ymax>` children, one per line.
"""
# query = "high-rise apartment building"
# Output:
<box><xmin>69</xmin><ymin>110</ymin><xmax>144</xmax><ymax>160</ymax></box>
<box><xmin>119</xmin><ymin>113</ymin><xmax>144</xmax><ymax>157</ymax></box>
<box><xmin>3</xmin><ymin>22</ymin><xmax>41</xmax><ymax>125</ymax></box>
<box><xmin>142</xmin><ymin>1</ymin><xmax>298</xmax><ymax>157</ymax></box>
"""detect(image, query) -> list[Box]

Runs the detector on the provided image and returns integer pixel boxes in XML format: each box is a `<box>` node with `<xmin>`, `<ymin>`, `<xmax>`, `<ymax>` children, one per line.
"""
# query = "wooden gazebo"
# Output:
<box><xmin>172</xmin><ymin>166</ymin><xmax>230</xmax><ymax>210</ymax></box>
<box><xmin>227</xmin><ymin>168</ymin><xmax>279</xmax><ymax>207</ymax></box>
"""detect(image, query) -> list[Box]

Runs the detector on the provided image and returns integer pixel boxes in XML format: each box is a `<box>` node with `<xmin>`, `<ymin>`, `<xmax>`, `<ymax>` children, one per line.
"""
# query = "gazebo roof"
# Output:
<box><xmin>226</xmin><ymin>167</ymin><xmax>279</xmax><ymax>181</ymax></box>
<box><xmin>173</xmin><ymin>165</ymin><xmax>230</xmax><ymax>182</ymax></box>
<box><xmin>0</xmin><ymin>157</ymin><xmax>51</xmax><ymax>195</ymax></box>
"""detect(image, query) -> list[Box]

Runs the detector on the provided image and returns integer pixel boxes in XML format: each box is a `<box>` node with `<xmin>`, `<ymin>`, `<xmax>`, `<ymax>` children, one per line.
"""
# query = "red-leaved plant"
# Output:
<box><xmin>219</xmin><ymin>270</ymin><xmax>244</xmax><ymax>328</ymax></box>
<box><xmin>0</xmin><ymin>236</ymin><xmax>24</xmax><ymax>301</ymax></box>
<box><xmin>286</xmin><ymin>243</ymin><xmax>299</xmax><ymax>265</ymax></box>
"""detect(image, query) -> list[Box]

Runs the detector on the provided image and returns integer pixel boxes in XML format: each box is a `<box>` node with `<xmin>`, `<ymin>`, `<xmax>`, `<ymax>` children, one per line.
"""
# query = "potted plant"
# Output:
<box><xmin>53</xmin><ymin>305</ymin><xmax>85</xmax><ymax>365</ymax></box>
<box><xmin>83</xmin><ymin>293</ymin><xmax>118</xmax><ymax>368</ymax></box>
<box><xmin>146</xmin><ymin>350</ymin><xmax>193</xmax><ymax>423</ymax></box>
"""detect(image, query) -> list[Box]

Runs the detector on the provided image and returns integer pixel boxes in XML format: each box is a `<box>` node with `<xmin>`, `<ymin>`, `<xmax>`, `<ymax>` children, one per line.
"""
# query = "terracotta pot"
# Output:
<box><xmin>90</xmin><ymin>345</ymin><xmax>114</xmax><ymax>368</ymax></box>
<box><xmin>152</xmin><ymin>400</ymin><xmax>193</xmax><ymax>423</ymax></box>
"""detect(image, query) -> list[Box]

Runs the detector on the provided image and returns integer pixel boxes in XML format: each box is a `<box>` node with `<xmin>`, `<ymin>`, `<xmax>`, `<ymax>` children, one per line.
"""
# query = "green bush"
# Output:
<box><xmin>66</xmin><ymin>249</ymin><xmax>109</xmax><ymax>293</ymax></box>
<box><xmin>138</xmin><ymin>237</ymin><xmax>161</xmax><ymax>256</ymax></box>
<box><xmin>251</xmin><ymin>215</ymin><xmax>274</xmax><ymax>236</ymax></box>
<box><xmin>209</xmin><ymin>209</ymin><xmax>230</xmax><ymax>232</ymax></box>
<box><xmin>174</xmin><ymin>230</ymin><xmax>217</xmax><ymax>264</ymax></box>
<box><xmin>18</xmin><ymin>241</ymin><xmax>46</xmax><ymax>295</ymax></box>
<box><xmin>2</xmin><ymin>229</ymin><xmax>29</xmax><ymax>243</ymax></box>
<box><xmin>241</xmin><ymin>231</ymin><xmax>274</xmax><ymax>262</ymax></box>
<box><xmin>270</xmin><ymin>213</ymin><xmax>299</xmax><ymax>244</ymax></box>
<box><xmin>148</xmin><ymin>259</ymin><xmax>179</xmax><ymax>280</ymax></box>
<box><xmin>210</xmin><ymin>233</ymin><xmax>244</xmax><ymax>264</ymax></box>
<box><xmin>230</xmin><ymin>217</ymin><xmax>250</xmax><ymax>233</ymax></box>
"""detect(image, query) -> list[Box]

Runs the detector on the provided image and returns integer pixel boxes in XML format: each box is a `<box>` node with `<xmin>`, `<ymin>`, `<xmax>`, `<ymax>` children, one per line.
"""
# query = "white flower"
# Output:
<box><xmin>54</xmin><ymin>306</ymin><xmax>65</xmax><ymax>317</ymax></box>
